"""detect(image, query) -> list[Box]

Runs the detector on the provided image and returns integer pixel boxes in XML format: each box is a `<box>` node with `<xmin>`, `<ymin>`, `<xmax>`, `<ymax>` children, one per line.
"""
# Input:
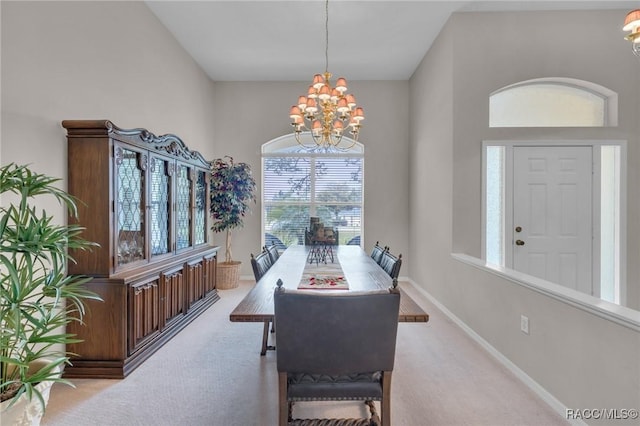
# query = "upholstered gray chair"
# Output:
<box><xmin>274</xmin><ymin>280</ymin><xmax>400</xmax><ymax>426</ymax></box>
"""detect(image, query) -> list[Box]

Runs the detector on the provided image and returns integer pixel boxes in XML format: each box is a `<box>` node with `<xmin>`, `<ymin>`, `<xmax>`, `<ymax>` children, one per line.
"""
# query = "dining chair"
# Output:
<box><xmin>265</xmin><ymin>233</ymin><xmax>287</xmax><ymax>251</ymax></box>
<box><xmin>370</xmin><ymin>241</ymin><xmax>385</xmax><ymax>265</ymax></box>
<box><xmin>264</xmin><ymin>242</ymin><xmax>280</xmax><ymax>265</ymax></box>
<box><xmin>250</xmin><ymin>250</ymin><xmax>273</xmax><ymax>282</ymax></box>
<box><xmin>274</xmin><ymin>280</ymin><xmax>400</xmax><ymax>426</ymax></box>
<box><xmin>379</xmin><ymin>251</ymin><xmax>402</xmax><ymax>280</ymax></box>
<box><xmin>347</xmin><ymin>235</ymin><xmax>361</xmax><ymax>246</ymax></box>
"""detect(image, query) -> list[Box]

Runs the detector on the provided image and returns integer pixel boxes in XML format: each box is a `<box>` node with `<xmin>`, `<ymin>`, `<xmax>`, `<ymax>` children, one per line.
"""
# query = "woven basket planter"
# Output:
<box><xmin>217</xmin><ymin>261</ymin><xmax>241</xmax><ymax>289</ymax></box>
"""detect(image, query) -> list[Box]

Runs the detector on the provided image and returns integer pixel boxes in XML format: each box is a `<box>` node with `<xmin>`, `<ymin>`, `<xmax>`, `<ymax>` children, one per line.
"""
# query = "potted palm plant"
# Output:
<box><xmin>0</xmin><ymin>163</ymin><xmax>101</xmax><ymax>425</ymax></box>
<box><xmin>209</xmin><ymin>156</ymin><xmax>256</xmax><ymax>289</ymax></box>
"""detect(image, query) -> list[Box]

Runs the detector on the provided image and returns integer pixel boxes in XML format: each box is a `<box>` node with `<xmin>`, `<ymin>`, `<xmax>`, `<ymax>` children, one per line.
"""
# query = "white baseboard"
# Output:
<box><xmin>405</xmin><ymin>278</ymin><xmax>586</xmax><ymax>426</ymax></box>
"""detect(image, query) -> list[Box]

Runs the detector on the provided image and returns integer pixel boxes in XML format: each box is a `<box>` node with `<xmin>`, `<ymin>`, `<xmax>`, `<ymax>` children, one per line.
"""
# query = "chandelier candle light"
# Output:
<box><xmin>289</xmin><ymin>0</ymin><xmax>364</xmax><ymax>150</ymax></box>
<box><xmin>623</xmin><ymin>9</ymin><xmax>640</xmax><ymax>56</ymax></box>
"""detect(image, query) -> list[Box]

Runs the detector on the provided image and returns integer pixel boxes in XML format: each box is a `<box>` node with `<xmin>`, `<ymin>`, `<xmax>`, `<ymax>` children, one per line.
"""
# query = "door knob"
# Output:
<box><xmin>515</xmin><ymin>239</ymin><xmax>525</xmax><ymax>246</ymax></box>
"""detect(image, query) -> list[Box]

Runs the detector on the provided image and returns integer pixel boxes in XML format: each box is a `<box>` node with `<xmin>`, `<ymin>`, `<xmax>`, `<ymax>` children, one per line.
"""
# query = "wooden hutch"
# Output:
<box><xmin>63</xmin><ymin>120</ymin><xmax>219</xmax><ymax>378</ymax></box>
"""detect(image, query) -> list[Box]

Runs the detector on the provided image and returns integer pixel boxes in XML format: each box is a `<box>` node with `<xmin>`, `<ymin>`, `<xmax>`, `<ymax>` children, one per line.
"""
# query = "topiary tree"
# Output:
<box><xmin>209</xmin><ymin>156</ymin><xmax>256</xmax><ymax>263</ymax></box>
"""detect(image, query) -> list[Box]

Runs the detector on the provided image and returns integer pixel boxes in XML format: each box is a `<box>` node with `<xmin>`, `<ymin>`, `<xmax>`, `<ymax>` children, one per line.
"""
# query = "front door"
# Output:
<box><xmin>512</xmin><ymin>146</ymin><xmax>593</xmax><ymax>294</ymax></box>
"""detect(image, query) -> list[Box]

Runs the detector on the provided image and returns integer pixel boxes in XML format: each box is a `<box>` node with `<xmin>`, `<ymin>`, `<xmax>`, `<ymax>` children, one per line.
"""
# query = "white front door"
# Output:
<box><xmin>512</xmin><ymin>146</ymin><xmax>593</xmax><ymax>294</ymax></box>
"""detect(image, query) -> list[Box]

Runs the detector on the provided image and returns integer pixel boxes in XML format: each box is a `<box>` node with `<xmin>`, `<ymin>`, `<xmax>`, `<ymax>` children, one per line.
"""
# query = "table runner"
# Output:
<box><xmin>298</xmin><ymin>256</ymin><xmax>349</xmax><ymax>290</ymax></box>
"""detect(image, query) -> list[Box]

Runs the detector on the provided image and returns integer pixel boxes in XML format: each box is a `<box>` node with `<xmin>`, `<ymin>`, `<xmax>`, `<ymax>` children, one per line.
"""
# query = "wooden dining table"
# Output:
<box><xmin>229</xmin><ymin>245</ymin><xmax>429</xmax><ymax>355</ymax></box>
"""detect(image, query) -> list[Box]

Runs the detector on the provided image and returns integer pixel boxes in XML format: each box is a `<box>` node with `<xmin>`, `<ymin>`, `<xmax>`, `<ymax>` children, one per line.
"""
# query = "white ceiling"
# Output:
<box><xmin>145</xmin><ymin>1</ymin><xmax>637</xmax><ymax>81</ymax></box>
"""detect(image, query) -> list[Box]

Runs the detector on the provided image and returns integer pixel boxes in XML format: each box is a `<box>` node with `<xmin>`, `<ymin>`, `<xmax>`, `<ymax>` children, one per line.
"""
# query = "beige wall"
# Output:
<box><xmin>409</xmin><ymin>9</ymin><xmax>640</xmax><ymax>423</ymax></box>
<box><xmin>450</xmin><ymin>10</ymin><xmax>640</xmax><ymax>310</ymax></box>
<box><xmin>1</xmin><ymin>1</ymin><xmax>217</xmax><ymax>217</ymax></box>
<box><xmin>408</xmin><ymin>14</ymin><xmax>454</xmax><ymax>304</ymax></box>
<box><xmin>212</xmin><ymin>81</ymin><xmax>410</xmax><ymax>276</ymax></box>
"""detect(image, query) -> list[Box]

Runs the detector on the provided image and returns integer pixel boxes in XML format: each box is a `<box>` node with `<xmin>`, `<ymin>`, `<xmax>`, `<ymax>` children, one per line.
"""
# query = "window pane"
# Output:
<box><xmin>263</xmin><ymin>157</ymin><xmax>311</xmax><ymax>202</ymax></box>
<box><xmin>316</xmin><ymin>205</ymin><xmax>361</xmax><ymax>245</ymax></box>
<box><xmin>486</xmin><ymin>146</ymin><xmax>504</xmax><ymax>266</ymax></box>
<box><xmin>600</xmin><ymin>146</ymin><xmax>620</xmax><ymax>304</ymax></box>
<box><xmin>315</xmin><ymin>157</ymin><xmax>363</xmax><ymax>203</ymax></box>
<box><xmin>264</xmin><ymin>205</ymin><xmax>310</xmax><ymax>247</ymax></box>
<box><xmin>490</xmin><ymin>83</ymin><xmax>606</xmax><ymax>127</ymax></box>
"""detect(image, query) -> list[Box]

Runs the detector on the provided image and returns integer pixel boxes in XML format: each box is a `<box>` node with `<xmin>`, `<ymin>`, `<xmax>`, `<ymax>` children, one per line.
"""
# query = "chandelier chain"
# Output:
<box><xmin>325</xmin><ymin>0</ymin><xmax>329</xmax><ymax>73</ymax></box>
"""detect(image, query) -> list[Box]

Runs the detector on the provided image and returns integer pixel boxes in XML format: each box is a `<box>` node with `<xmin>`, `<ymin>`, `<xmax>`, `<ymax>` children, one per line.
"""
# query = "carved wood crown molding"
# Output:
<box><xmin>62</xmin><ymin>119</ymin><xmax>210</xmax><ymax>167</ymax></box>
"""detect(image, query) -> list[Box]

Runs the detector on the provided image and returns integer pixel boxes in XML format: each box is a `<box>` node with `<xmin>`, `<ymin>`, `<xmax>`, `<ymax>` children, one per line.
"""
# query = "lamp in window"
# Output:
<box><xmin>623</xmin><ymin>9</ymin><xmax>640</xmax><ymax>56</ymax></box>
<box><xmin>289</xmin><ymin>0</ymin><xmax>364</xmax><ymax>150</ymax></box>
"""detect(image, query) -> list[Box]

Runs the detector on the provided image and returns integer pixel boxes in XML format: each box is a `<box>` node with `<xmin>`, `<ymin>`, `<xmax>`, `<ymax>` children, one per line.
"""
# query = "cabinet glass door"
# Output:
<box><xmin>150</xmin><ymin>157</ymin><xmax>171</xmax><ymax>257</ymax></box>
<box><xmin>176</xmin><ymin>164</ymin><xmax>192</xmax><ymax>250</ymax></box>
<box><xmin>115</xmin><ymin>145</ymin><xmax>146</xmax><ymax>266</ymax></box>
<box><xmin>194</xmin><ymin>169</ymin><xmax>207</xmax><ymax>245</ymax></box>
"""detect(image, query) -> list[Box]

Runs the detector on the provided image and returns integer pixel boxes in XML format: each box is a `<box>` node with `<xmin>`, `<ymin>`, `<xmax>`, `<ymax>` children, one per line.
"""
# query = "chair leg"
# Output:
<box><xmin>380</xmin><ymin>371</ymin><xmax>392</xmax><ymax>426</ymax></box>
<box><xmin>278</xmin><ymin>372</ymin><xmax>289</xmax><ymax>426</ymax></box>
<box><xmin>261</xmin><ymin>320</ymin><xmax>275</xmax><ymax>355</ymax></box>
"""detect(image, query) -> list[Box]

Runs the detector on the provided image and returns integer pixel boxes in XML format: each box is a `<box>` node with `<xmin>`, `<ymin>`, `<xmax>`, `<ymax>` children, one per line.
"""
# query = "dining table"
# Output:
<box><xmin>229</xmin><ymin>244</ymin><xmax>429</xmax><ymax>355</ymax></box>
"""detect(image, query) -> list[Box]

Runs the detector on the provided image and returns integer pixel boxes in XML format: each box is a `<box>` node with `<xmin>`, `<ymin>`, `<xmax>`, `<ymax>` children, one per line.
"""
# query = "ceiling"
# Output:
<box><xmin>145</xmin><ymin>1</ymin><xmax>637</xmax><ymax>81</ymax></box>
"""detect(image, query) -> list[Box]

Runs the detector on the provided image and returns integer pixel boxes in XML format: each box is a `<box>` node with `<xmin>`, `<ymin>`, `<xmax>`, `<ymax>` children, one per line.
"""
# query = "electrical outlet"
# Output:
<box><xmin>520</xmin><ymin>315</ymin><xmax>529</xmax><ymax>335</ymax></box>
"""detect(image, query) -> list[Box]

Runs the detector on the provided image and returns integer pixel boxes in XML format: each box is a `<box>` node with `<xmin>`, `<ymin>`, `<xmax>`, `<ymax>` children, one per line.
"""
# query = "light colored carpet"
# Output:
<box><xmin>41</xmin><ymin>280</ymin><xmax>567</xmax><ymax>426</ymax></box>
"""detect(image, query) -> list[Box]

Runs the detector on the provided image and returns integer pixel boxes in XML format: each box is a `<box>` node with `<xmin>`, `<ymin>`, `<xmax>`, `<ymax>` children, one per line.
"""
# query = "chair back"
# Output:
<box><xmin>370</xmin><ymin>241</ymin><xmax>385</xmax><ymax>265</ymax></box>
<box><xmin>274</xmin><ymin>284</ymin><xmax>400</xmax><ymax>375</ymax></box>
<box><xmin>379</xmin><ymin>251</ymin><xmax>402</xmax><ymax>280</ymax></box>
<box><xmin>264</xmin><ymin>243</ymin><xmax>280</xmax><ymax>264</ymax></box>
<box><xmin>250</xmin><ymin>251</ymin><xmax>273</xmax><ymax>282</ymax></box>
<box><xmin>265</xmin><ymin>233</ymin><xmax>286</xmax><ymax>251</ymax></box>
<box><xmin>346</xmin><ymin>235</ymin><xmax>361</xmax><ymax>246</ymax></box>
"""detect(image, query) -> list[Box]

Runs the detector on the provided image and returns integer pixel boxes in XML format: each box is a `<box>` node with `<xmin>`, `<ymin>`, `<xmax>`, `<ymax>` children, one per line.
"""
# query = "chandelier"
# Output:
<box><xmin>289</xmin><ymin>0</ymin><xmax>364</xmax><ymax>150</ymax></box>
<box><xmin>623</xmin><ymin>9</ymin><xmax>640</xmax><ymax>56</ymax></box>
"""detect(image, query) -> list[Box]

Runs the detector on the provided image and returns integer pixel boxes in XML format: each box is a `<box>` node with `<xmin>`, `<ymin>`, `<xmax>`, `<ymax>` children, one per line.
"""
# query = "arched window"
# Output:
<box><xmin>489</xmin><ymin>77</ymin><xmax>618</xmax><ymax>127</ymax></box>
<box><xmin>262</xmin><ymin>134</ymin><xmax>364</xmax><ymax>248</ymax></box>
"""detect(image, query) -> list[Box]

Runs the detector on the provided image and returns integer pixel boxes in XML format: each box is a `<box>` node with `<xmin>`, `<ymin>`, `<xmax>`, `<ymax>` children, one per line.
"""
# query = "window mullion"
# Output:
<box><xmin>310</xmin><ymin>158</ymin><xmax>316</xmax><ymax>217</ymax></box>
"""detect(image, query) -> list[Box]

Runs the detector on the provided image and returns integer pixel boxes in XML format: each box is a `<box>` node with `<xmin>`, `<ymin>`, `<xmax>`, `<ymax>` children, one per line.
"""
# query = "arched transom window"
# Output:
<box><xmin>489</xmin><ymin>77</ymin><xmax>618</xmax><ymax>127</ymax></box>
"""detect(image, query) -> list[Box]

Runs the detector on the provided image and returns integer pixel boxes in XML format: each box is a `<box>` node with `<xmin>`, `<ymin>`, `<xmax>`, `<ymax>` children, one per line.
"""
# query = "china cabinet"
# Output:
<box><xmin>62</xmin><ymin>120</ymin><xmax>219</xmax><ymax>378</ymax></box>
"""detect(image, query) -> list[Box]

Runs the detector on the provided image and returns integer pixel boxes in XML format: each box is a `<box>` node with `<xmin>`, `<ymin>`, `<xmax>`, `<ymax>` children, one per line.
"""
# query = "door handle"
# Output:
<box><xmin>515</xmin><ymin>239</ymin><xmax>525</xmax><ymax>246</ymax></box>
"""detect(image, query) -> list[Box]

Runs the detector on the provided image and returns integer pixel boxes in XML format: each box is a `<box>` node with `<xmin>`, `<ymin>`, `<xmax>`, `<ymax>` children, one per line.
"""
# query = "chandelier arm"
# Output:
<box><xmin>295</xmin><ymin>131</ymin><xmax>322</xmax><ymax>150</ymax></box>
<box><xmin>339</xmin><ymin>138</ymin><xmax>357</xmax><ymax>151</ymax></box>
